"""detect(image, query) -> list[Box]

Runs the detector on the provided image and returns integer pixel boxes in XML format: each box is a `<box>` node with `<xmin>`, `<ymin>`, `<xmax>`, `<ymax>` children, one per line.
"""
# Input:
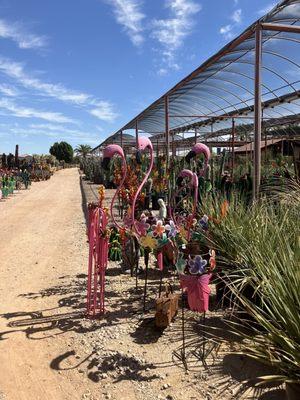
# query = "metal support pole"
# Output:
<box><xmin>253</xmin><ymin>25</ymin><xmax>262</xmax><ymax>199</ymax></box>
<box><xmin>172</xmin><ymin>132</ymin><xmax>175</xmax><ymax>157</ymax></box>
<box><xmin>135</xmin><ymin>120</ymin><xmax>139</xmax><ymax>148</ymax></box>
<box><xmin>264</xmin><ymin>128</ymin><xmax>267</xmax><ymax>164</ymax></box>
<box><xmin>120</xmin><ymin>130</ymin><xmax>123</xmax><ymax>148</ymax></box>
<box><xmin>165</xmin><ymin>96</ymin><xmax>170</xmax><ymax>167</ymax></box>
<box><xmin>194</xmin><ymin>127</ymin><xmax>197</xmax><ymax>144</ymax></box>
<box><xmin>231</xmin><ymin>118</ymin><xmax>235</xmax><ymax>175</ymax></box>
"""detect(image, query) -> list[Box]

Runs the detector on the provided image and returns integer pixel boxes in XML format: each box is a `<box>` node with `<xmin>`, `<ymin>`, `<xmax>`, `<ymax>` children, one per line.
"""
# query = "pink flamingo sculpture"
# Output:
<box><xmin>101</xmin><ymin>144</ymin><xmax>140</xmax><ymax>275</ymax></box>
<box><xmin>101</xmin><ymin>144</ymin><xmax>127</xmax><ymax>230</ymax></box>
<box><xmin>185</xmin><ymin>143</ymin><xmax>211</xmax><ymax>177</ymax></box>
<box><xmin>176</xmin><ymin>142</ymin><xmax>211</xmax><ymax>237</ymax></box>
<box><xmin>131</xmin><ymin>137</ymin><xmax>154</xmax><ymax>234</ymax></box>
<box><xmin>131</xmin><ymin>137</ymin><xmax>154</xmax><ymax>311</ymax></box>
<box><xmin>86</xmin><ymin>145</ymin><xmax>127</xmax><ymax>318</ymax></box>
<box><xmin>172</xmin><ymin>143</ymin><xmax>211</xmax><ymax>366</ymax></box>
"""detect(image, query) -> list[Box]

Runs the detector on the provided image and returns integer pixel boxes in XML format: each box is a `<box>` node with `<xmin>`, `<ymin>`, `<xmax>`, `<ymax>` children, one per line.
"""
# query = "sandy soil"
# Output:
<box><xmin>0</xmin><ymin>169</ymin><xmax>285</xmax><ymax>400</ymax></box>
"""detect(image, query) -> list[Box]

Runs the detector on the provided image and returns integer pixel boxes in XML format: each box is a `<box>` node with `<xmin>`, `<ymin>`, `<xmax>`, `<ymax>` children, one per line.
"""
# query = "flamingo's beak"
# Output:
<box><xmin>101</xmin><ymin>157</ymin><xmax>111</xmax><ymax>170</ymax></box>
<box><xmin>185</xmin><ymin>150</ymin><xmax>196</xmax><ymax>163</ymax></box>
<box><xmin>136</xmin><ymin>150</ymin><xmax>142</xmax><ymax>164</ymax></box>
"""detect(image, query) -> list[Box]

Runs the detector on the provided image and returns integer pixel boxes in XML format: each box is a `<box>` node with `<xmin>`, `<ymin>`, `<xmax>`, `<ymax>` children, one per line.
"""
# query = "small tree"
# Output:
<box><xmin>50</xmin><ymin>141</ymin><xmax>73</xmax><ymax>163</ymax></box>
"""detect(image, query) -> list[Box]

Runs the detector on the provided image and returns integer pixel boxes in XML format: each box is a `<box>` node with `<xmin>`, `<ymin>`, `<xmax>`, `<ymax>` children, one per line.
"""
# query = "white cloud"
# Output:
<box><xmin>89</xmin><ymin>100</ymin><xmax>118</xmax><ymax>122</ymax></box>
<box><xmin>7</xmin><ymin>123</ymin><xmax>101</xmax><ymax>145</ymax></box>
<box><xmin>106</xmin><ymin>0</ymin><xmax>145</xmax><ymax>46</ymax></box>
<box><xmin>0</xmin><ymin>83</ymin><xmax>18</xmax><ymax>96</ymax></box>
<box><xmin>0</xmin><ymin>57</ymin><xmax>118</xmax><ymax>122</ymax></box>
<box><xmin>220</xmin><ymin>7</ymin><xmax>242</xmax><ymax>40</ymax></box>
<box><xmin>231</xmin><ymin>9</ymin><xmax>242</xmax><ymax>24</ymax></box>
<box><xmin>219</xmin><ymin>24</ymin><xmax>234</xmax><ymax>40</ymax></box>
<box><xmin>0</xmin><ymin>58</ymin><xmax>90</xmax><ymax>104</ymax></box>
<box><xmin>0</xmin><ymin>98</ymin><xmax>75</xmax><ymax>123</ymax></box>
<box><xmin>258</xmin><ymin>2</ymin><xmax>277</xmax><ymax>16</ymax></box>
<box><xmin>151</xmin><ymin>0</ymin><xmax>202</xmax><ymax>71</ymax></box>
<box><xmin>0</xmin><ymin>19</ymin><xmax>47</xmax><ymax>49</ymax></box>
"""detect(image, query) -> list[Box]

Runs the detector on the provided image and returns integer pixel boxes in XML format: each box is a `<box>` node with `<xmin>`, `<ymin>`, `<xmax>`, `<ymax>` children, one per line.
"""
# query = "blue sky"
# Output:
<box><xmin>0</xmin><ymin>0</ymin><xmax>278</xmax><ymax>154</ymax></box>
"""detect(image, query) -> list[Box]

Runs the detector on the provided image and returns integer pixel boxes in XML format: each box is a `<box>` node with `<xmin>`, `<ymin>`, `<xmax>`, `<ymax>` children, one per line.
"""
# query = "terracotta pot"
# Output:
<box><xmin>286</xmin><ymin>382</ymin><xmax>300</xmax><ymax>400</ymax></box>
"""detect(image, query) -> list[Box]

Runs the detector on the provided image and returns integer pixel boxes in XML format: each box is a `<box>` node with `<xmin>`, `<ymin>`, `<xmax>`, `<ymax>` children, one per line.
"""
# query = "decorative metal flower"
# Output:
<box><xmin>199</xmin><ymin>215</ymin><xmax>209</xmax><ymax>230</ymax></box>
<box><xmin>188</xmin><ymin>255</ymin><xmax>208</xmax><ymax>275</ymax></box>
<box><xmin>152</xmin><ymin>220</ymin><xmax>166</xmax><ymax>237</ymax></box>
<box><xmin>136</xmin><ymin>219</ymin><xmax>150</xmax><ymax>236</ymax></box>
<box><xmin>140</xmin><ymin>234</ymin><xmax>158</xmax><ymax>250</ymax></box>
<box><xmin>165</xmin><ymin>220</ymin><xmax>178</xmax><ymax>238</ymax></box>
<box><xmin>175</xmin><ymin>252</ymin><xmax>186</xmax><ymax>274</ymax></box>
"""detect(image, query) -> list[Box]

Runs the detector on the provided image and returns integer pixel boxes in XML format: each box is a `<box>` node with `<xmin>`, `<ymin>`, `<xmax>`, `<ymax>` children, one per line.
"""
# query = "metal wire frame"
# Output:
<box><xmin>91</xmin><ymin>0</ymin><xmax>300</xmax><ymax>195</ymax></box>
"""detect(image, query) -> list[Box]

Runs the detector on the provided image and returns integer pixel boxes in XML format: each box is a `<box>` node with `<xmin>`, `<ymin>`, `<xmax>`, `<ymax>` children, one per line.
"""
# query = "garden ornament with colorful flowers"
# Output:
<box><xmin>169</xmin><ymin>142</ymin><xmax>215</xmax><ymax>277</ymax></box>
<box><xmin>134</xmin><ymin>142</ymin><xmax>215</xmax><ymax>277</ymax></box>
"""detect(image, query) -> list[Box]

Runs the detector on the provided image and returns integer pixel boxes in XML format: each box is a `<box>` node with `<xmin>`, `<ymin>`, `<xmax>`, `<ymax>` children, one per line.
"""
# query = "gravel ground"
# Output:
<box><xmin>0</xmin><ymin>169</ymin><xmax>284</xmax><ymax>400</ymax></box>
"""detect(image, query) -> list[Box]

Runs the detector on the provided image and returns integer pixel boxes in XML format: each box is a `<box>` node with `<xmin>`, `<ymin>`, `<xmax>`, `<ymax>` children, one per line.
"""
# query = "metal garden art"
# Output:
<box><xmin>101</xmin><ymin>143</ymin><xmax>141</xmax><ymax>277</ymax></box>
<box><xmin>86</xmin><ymin>184</ymin><xmax>110</xmax><ymax>317</ymax></box>
<box><xmin>87</xmin><ymin>144</ymin><xmax>130</xmax><ymax>318</ymax></box>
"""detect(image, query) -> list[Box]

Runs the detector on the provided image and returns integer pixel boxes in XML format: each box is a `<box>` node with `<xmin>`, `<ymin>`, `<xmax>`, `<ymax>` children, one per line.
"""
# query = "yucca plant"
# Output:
<box><xmin>207</xmin><ymin>183</ymin><xmax>300</xmax><ymax>392</ymax></box>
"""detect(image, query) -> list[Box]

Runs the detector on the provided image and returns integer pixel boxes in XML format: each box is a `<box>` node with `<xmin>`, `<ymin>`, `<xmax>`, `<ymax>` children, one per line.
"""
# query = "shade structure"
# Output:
<box><xmin>94</xmin><ymin>0</ymin><xmax>300</xmax><ymax>144</ymax></box>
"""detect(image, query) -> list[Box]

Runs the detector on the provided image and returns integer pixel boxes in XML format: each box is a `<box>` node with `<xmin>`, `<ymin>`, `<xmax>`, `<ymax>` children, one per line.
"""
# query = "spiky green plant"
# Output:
<box><xmin>208</xmin><ymin>183</ymin><xmax>300</xmax><ymax>384</ymax></box>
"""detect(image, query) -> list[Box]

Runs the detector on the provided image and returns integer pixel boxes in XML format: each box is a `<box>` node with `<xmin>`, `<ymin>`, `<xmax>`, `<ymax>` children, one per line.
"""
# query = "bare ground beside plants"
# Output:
<box><xmin>0</xmin><ymin>168</ymin><xmax>285</xmax><ymax>400</ymax></box>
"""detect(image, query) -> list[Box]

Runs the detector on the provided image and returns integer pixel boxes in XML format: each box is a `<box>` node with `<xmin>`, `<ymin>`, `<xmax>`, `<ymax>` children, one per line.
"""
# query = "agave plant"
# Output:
<box><xmin>208</xmin><ymin>182</ymin><xmax>300</xmax><ymax>387</ymax></box>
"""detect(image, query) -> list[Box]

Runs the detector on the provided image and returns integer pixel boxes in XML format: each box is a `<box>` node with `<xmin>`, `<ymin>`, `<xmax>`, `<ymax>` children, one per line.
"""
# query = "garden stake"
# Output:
<box><xmin>143</xmin><ymin>248</ymin><xmax>150</xmax><ymax>312</ymax></box>
<box><xmin>181</xmin><ymin>287</ymin><xmax>187</xmax><ymax>370</ymax></box>
<box><xmin>157</xmin><ymin>251</ymin><xmax>164</xmax><ymax>297</ymax></box>
<box><xmin>173</xmin><ymin>287</ymin><xmax>188</xmax><ymax>370</ymax></box>
<box><xmin>135</xmin><ymin>256</ymin><xmax>139</xmax><ymax>289</ymax></box>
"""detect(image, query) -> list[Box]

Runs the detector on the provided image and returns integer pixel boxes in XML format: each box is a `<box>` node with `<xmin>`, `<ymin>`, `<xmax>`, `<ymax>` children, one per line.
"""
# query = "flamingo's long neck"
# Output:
<box><xmin>132</xmin><ymin>148</ymin><xmax>154</xmax><ymax>236</ymax></box>
<box><xmin>199</xmin><ymin>154</ymin><xmax>210</xmax><ymax>177</ymax></box>
<box><xmin>110</xmin><ymin>157</ymin><xmax>127</xmax><ymax>230</ymax></box>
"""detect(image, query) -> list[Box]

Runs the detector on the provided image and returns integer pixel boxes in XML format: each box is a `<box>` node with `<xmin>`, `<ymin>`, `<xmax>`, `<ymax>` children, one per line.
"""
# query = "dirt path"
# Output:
<box><xmin>0</xmin><ymin>169</ymin><xmax>283</xmax><ymax>400</ymax></box>
<box><xmin>0</xmin><ymin>168</ymin><xmax>90</xmax><ymax>400</ymax></box>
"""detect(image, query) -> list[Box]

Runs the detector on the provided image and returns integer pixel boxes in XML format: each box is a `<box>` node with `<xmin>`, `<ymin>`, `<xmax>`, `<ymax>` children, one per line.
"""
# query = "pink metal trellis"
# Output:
<box><xmin>86</xmin><ymin>203</ymin><xmax>109</xmax><ymax>318</ymax></box>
